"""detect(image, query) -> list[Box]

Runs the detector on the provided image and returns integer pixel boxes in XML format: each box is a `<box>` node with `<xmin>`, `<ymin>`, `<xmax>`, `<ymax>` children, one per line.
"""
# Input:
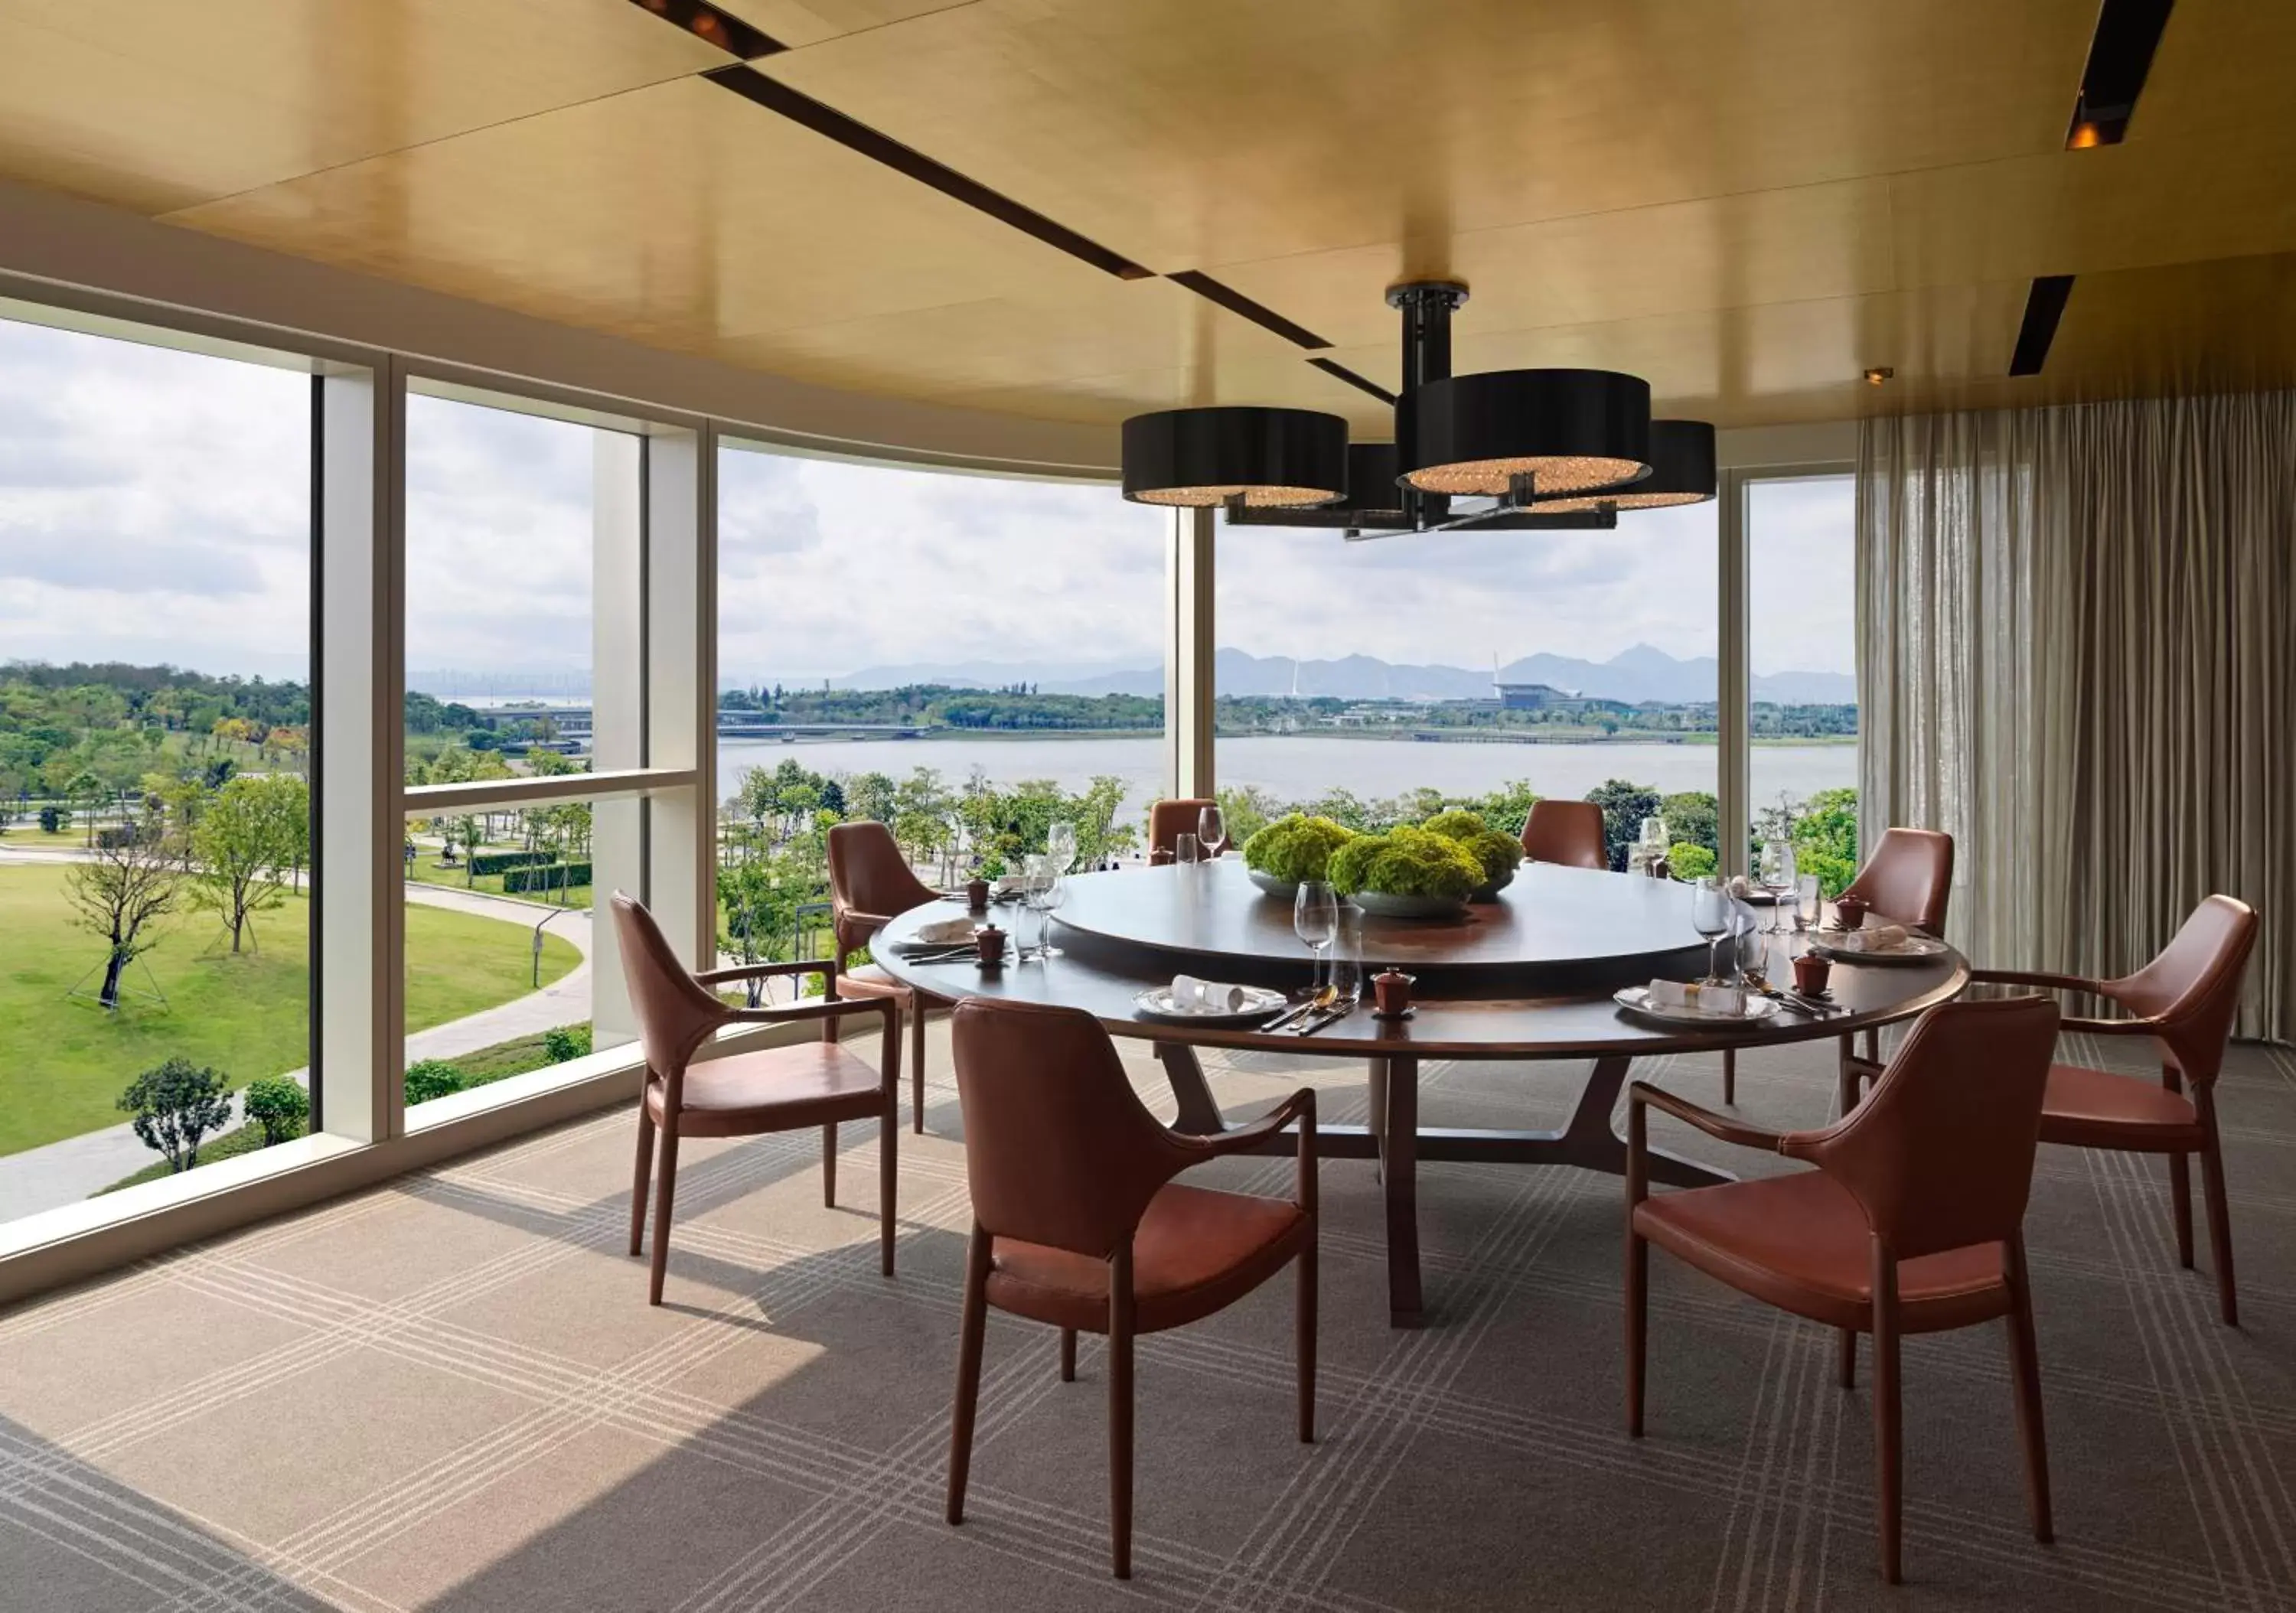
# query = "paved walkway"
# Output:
<box><xmin>0</xmin><ymin>878</ymin><xmax>594</xmax><ymax>1224</ymax></box>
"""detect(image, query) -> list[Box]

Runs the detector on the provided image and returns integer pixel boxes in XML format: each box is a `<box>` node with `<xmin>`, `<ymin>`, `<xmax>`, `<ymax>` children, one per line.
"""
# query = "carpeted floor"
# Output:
<box><xmin>5</xmin><ymin>1022</ymin><xmax>2295</xmax><ymax>1611</ymax></box>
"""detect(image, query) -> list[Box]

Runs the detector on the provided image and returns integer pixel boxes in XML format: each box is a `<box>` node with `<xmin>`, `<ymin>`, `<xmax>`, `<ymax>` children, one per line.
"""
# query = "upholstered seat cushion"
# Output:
<box><xmin>1633</xmin><ymin>1170</ymin><xmax>2011</xmax><ymax>1334</ymax></box>
<box><xmin>987</xmin><ymin>1181</ymin><xmax>1309</xmax><ymax>1334</ymax></box>
<box><xmin>646</xmin><ymin>1043</ymin><xmax>885</xmax><ymax>1137</ymax></box>
<box><xmin>2038</xmin><ymin>1062</ymin><xmax>2202</xmax><ymax>1150</ymax></box>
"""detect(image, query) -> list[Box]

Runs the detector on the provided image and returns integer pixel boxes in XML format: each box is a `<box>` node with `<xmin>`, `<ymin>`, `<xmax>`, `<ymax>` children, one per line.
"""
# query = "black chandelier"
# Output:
<box><xmin>1119</xmin><ymin>281</ymin><xmax>1715</xmax><ymax>539</ymax></box>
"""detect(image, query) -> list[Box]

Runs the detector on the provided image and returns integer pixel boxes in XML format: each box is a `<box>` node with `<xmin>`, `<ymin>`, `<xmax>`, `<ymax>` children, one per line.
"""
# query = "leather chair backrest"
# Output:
<box><xmin>1148</xmin><ymin>797</ymin><xmax>1216</xmax><ymax>865</ymax></box>
<box><xmin>1840</xmin><ymin>827</ymin><xmax>1955</xmax><ymax>935</ymax></box>
<box><xmin>1792</xmin><ymin>995</ymin><xmax>2060</xmax><ymax>1261</ymax></box>
<box><xmin>2108</xmin><ymin>894</ymin><xmax>2258</xmax><ymax>1084</ymax></box>
<box><xmin>610</xmin><ymin>891</ymin><xmax>726</xmax><ymax>1080</ymax></box>
<box><xmin>1521</xmin><ymin>799</ymin><xmax>1608</xmax><ymax>870</ymax></box>
<box><xmin>951</xmin><ymin>998</ymin><xmax>1189</xmax><ymax>1257</ymax></box>
<box><xmin>827</xmin><ymin>820</ymin><xmax>938</xmax><ymax>954</ymax></box>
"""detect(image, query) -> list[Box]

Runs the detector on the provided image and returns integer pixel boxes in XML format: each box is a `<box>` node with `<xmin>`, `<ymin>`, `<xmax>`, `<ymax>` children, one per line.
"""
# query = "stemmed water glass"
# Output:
<box><xmin>1032</xmin><ymin>859</ymin><xmax>1066</xmax><ymax>958</ymax></box>
<box><xmin>1199</xmin><ymin>804</ymin><xmax>1227</xmax><ymax>861</ymax></box>
<box><xmin>1294</xmin><ymin>879</ymin><xmax>1339</xmax><ymax>996</ymax></box>
<box><xmin>1692</xmin><ymin>875</ymin><xmax>1730</xmax><ymax>984</ymax></box>
<box><xmin>1758</xmin><ymin>838</ymin><xmax>1795</xmax><ymax>933</ymax></box>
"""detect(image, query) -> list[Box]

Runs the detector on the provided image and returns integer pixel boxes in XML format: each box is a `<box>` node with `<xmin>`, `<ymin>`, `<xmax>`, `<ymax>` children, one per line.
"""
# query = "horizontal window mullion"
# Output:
<box><xmin>401</xmin><ymin>767</ymin><xmax>695</xmax><ymax>814</ymax></box>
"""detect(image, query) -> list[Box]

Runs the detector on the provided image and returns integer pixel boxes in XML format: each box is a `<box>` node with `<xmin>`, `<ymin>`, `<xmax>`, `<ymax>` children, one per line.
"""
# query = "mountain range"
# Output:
<box><xmin>781</xmin><ymin>644</ymin><xmax>1854</xmax><ymax>705</ymax></box>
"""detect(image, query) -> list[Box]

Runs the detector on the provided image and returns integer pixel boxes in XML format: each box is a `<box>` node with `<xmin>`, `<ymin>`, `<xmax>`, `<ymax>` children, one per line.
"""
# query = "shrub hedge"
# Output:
<box><xmin>470</xmin><ymin>849</ymin><xmax>551</xmax><ymax>875</ymax></box>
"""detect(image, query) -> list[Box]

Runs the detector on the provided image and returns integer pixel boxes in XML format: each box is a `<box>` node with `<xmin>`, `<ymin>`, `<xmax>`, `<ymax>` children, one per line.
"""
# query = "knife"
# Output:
<box><xmin>1292</xmin><ymin>1002</ymin><xmax>1355</xmax><ymax>1038</ymax></box>
<box><xmin>1263</xmin><ymin>989</ymin><xmax>1332</xmax><ymax>1034</ymax></box>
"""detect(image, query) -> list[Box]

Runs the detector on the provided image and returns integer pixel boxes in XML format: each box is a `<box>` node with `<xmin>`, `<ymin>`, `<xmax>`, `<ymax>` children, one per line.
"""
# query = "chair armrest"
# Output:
<box><xmin>1179</xmin><ymin>1087</ymin><xmax>1316</xmax><ymax>1160</ymax></box>
<box><xmin>722</xmin><ymin>995</ymin><xmax>894</xmax><ymax>1029</ymax></box>
<box><xmin>697</xmin><ymin>960</ymin><xmax>838</xmax><ymax>986</ymax></box>
<box><xmin>2059</xmin><ymin>1014</ymin><xmax>2164</xmax><ymax>1035</ymax></box>
<box><xmin>1628</xmin><ymin>1081</ymin><xmax>1789</xmax><ymax>1152</ymax></box>
<box><xmin>839</xmin><ymin>910</ymin><xmax>897</xmax><ymax>935</ymax></box>
<box><xmin>1968</xmin><ymin>968</ymin><xmax>2103</xmax><ymax>994</ymax></box>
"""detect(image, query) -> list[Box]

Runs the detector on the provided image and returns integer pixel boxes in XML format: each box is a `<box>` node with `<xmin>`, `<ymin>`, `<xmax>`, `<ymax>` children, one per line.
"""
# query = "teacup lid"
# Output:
<box><xmin>1373</xmin><ymin>967</ymin><xmax>1414</xmax><ymax>984</ymax></box>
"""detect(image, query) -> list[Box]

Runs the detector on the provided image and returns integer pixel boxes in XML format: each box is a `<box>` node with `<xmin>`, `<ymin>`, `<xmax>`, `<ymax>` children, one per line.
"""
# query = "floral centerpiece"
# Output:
<box><xmin>1241</xmin><ymin>813</ymin><xmax>1356</xmax><ymax>895</ymax></box>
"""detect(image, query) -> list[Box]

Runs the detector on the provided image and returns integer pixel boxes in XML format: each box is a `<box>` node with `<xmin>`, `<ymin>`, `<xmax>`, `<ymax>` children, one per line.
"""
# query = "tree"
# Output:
<box><xmin>65</xmin><ymin>767</ymin><xmax>105</xmax><ymax>845</ymax></box>
<box><xmin>67</xmin><ymin>807</ymin><xmax>184</xmax><ymax>1009</ymax></box>
<box><xmin>1582</xmin><ymin>779</ymin><xmax>1662</xmax><ymax>872</ymax></box>
<box><xmin>189</xmin><ymin>774</ymin><xmax>298</xmax><ymax>952</ymax></box>
<box><xmin>243</xmin><ymin>1076</ymin><xmax>309</xmax><ymax>1145</ymax></box>
<box><xmin>1657</xmin><ymin>791</ymin><xmax>1720</xmax><ymax>856</ymax></box>
<box><xmin>118</xmin><ymin>1058</ymin><xmax>235</xmax><ymax>1172</ymax></box>
<box><xmin>1790</xmin><ymin>787</ymin><xmax>1861</xmax><ymax>896</ymax></box>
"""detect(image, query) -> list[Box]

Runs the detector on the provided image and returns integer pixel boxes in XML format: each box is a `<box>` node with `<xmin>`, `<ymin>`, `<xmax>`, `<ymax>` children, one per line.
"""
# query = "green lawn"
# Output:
<box><xmin>0</xmin><ymin>865</ymin><xmax>579</xmax><ymax>1157</ymax></box>
<box><xmin>406</xmin><ymin>858</ymin><xmax>592</xmax><ymax>910</ymax></box>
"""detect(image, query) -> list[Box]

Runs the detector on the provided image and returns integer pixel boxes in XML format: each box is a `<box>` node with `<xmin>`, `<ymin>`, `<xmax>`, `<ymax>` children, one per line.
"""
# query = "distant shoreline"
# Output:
<box><xmin>723</xmin><ymin>729</ymin><xmax>1852</xmax><ymax>748</ymax></box>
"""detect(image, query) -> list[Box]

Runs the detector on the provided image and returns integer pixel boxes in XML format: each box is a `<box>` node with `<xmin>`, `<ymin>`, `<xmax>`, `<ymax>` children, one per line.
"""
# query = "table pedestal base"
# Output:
<box><xmin>1153</xmin><ymin>1044</ymin><xmax>1732</xmax><ymax>1326</ymax></box>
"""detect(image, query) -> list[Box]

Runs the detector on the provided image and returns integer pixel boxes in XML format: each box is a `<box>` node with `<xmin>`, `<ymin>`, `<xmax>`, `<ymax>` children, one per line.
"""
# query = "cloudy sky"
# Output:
<box><xmin>2</xmin><ymin>313</ymin><xmax>1855</xmax><ymax>688</ymax></box>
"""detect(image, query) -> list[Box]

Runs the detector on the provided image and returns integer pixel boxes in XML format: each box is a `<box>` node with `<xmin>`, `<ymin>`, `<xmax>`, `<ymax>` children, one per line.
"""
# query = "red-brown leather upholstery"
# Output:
<box><xmin>1974</xmin><ymin>894</ymin><xmax>2259</xmax><ymax>1324</ymax></box>
<box><xmin>1627</xmin><ymin>995</ymin><xmax>2062</xmax><ymax>1584</ymax></box>
<box><xmin>1520</xmin><ymin>799</ymin><xmax>1609</xmax><ymax>869</ymax></box>
<box><xmin>612</xmin><ymin>891</ymin><xmax>899</xmax><ymax>1303</ymax></box>
<box><xmin>826</xmin><ymin>820</ymin><xmax>944</xmax><ymax>1133</ymax></box>
<box><xmin>1146</xmin><ymin>797</ymin><xmax>1218</xmax><ymax>865</ymax></box>
<box><xmin>944</xmin><ymin>997</ymin><xmax>1315</xmax><ymax>1579</ymax></box>
<box><xmin>1839</xmin><ymin>826</ymin><xmax>1955</xmax><ymax>936</ymax></box>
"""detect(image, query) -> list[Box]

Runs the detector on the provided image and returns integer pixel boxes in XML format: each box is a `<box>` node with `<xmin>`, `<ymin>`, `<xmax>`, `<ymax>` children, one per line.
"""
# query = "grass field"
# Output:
<box><xmin>0</xmin><ymin>865</ymin><xmax>579</xmax><ymax>1158</ymax></box>
<box><xmin>406</xmin><ymin>857</ymin><xmax>592</xmax><ymax>910</ymax></box>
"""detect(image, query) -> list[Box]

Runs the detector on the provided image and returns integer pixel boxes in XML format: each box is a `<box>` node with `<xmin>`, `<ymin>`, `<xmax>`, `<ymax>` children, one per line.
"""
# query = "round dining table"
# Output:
<box><xmin>874</xmin><ymin>858</ymin><xmax>1968</xmax><ymax>1327</ymax></box>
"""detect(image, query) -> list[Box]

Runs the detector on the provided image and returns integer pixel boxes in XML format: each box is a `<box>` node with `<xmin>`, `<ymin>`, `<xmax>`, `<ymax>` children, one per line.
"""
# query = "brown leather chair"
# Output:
<box><xmin>1832</xmin><ymin>826</ymin><xmax>1958</xmax><ymax>1083</ymax></box>
<box><xmin>944</xmin><ymin>998</ymin><xmax>1316</xmax><ymax>1579</ymax></box>
<box><xmin>1971</xmin><ymin>894</ymin><xmax>2258</xmax><ymax>1325</ymax></box>
<box><xmin>612</xmin><ymin>891</ymin><xmax>899</xmax><ymax>1304</ymax></box>
<box><xmin>1520</xmin><ymin>798</ymin><xmax>1608</xmax><ymax>869</ymax></box>
<box><xmin>1146</xmin><ymin>797</ymin><xmax>1216</xmax><ymax>865</ymax></box>
<box><xmin>1626</xmin><ymin>995</ymin><xmax>2061</xmax><ymax>1585</ymax></box>
<box><xmin>826</xmin><ymin>820</ymin><xmax>945</xmax><ymax>1133</ymax></box>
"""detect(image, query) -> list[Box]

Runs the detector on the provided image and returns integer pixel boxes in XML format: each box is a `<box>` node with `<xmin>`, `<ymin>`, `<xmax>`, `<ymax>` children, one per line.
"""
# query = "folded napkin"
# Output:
<box><xmin>1169</xmin><ymin>974</ymin><xmax>1247</xmax><ymax>1013</ymax></box>
<box><xmin>1829</xmin><ymin>924</ymin><xmax>1912</xmax><ymax>954</ymax></box>
<box><xmin>1646</xmin><ymin>979</ymin><xmax>1747</xmax><ymax>1016</ymax></box>
<box><xmin>906</xmin><ymin>917</ymin><xmax>979</xmax><ymax>947</ymax></box>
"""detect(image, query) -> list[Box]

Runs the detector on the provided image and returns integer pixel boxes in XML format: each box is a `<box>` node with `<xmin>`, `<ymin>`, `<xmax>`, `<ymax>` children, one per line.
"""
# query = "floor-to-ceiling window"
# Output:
<box><xmin>0</xmin><ymin>312</ymin><xmax>312</xmax><ymax>1222</ymax></box>
<box><xmin>1214</xmin><ymin>502</ymin><xmax>1721</xmax><ymax>872</ymax></box>
<box><xmin>1745</xmin><ymin>473</ymin><xmax>1858</xmax><ymax>891</ymax></box>
<box><xmin>713</xmin><ymin>442</ymin><xmax>1166</xmax><ymax>960</ymax></box>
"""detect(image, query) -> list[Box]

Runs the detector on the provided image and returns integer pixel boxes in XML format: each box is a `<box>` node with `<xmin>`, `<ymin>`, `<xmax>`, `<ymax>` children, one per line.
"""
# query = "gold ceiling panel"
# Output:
<box><xmin>932</xmin><ymin>352</ymin><xmax>1386</xmax><ymax>433</ymax></box>
<box><xmin>0</xmin><ymin>0</ymin><xmax>722</xmax><ymax>216</ymax></box>
<box><xmin>2040</xmin><ymin>252</ymin><xmax>2296</xmax><ymax>401</ymax></box>
<box><xmin>761</xmin><ymin>0</ymin><xmax>2099</xmax><ymax>273</ymax></box>
<box><xmin>711</xmin><ymin>0</ymin><xmax>977</xmax><ymax>51</ymax></box>
<box><xmin>169</xmin><ymin>76</ymin><xmax>1140</xmax><ymax>354</ymax></box>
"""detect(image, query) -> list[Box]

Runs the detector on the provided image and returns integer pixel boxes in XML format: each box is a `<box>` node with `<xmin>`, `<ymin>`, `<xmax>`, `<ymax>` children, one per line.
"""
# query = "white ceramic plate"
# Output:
<box><xmin>1133</xmin><ymin>985</ymin><xmax>1290</xmax><ymax>1025</ymax></box>
<box><xmin>1809</xmin><ymin>933</ymin><xmax>1951</xmax><ymax>966</ymax></box>
<box><xmin>1613</xmin><ymin>986</ymin><xmax>1780</xmax><ymax>1028</ymax></box>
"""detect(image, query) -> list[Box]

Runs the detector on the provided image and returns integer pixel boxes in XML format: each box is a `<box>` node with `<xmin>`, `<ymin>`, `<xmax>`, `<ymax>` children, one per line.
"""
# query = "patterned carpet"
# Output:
<box><xmin>4</xmin><ymin>1022</ymin><xmax>2294</xmax><ymax>1611</ymax></box>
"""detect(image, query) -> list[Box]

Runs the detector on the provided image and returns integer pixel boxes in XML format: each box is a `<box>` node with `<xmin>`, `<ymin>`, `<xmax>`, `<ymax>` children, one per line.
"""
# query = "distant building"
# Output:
<box><xmin>1495</xmin><ymin>681</ymin><xmax>1592</xmax><ymax>714</ymax></box>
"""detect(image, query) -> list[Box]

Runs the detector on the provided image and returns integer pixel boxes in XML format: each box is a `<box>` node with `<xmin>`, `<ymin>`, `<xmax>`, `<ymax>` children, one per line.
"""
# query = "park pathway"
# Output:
<box><xmin>0</xmin><ymin>880</ymin><xmax>593</xmax><ymax>1224</ymax></box>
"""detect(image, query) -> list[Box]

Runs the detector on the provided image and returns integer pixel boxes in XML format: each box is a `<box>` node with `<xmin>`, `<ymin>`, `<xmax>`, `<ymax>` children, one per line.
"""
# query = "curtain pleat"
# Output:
<box><xmin>1858</xmin><ymin>394</ymin><xmax>2294</xmax><ymax>1039</ymax></box>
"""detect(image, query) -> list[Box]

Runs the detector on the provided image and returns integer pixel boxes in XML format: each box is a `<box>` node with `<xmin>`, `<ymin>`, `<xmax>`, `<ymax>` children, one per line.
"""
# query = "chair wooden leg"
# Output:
<box><xmin>879</xmin><ymin>1093</ymin><xmax>897</xmax><ymax>1278</ymax></box>
<box><xmin>1861</xmin><ymin>1025</ymin><xmax>1879</xmax><ymax>1065</ymax></box>
<box><xmin>911</xmin><ymin>998</ymin><xmax>928</xmax><ymax>1134</ymax></box>
<box><xmin>1060</xmin><ymin>1328</ymin><xmax>1077</xmax><ymax>1383</ymax></box>
<box><xmin>2169</xmin><ymin>1152</ymin><xmax>2194</xmax><ymax>1267</ymax></box>
<box><xmin>1871</xmin><ymin>1243</ymin><xmax>1903</xmax><ymax>1585</ymax></box>
<box><xmin>1721</xmin><ymin>1048</ymin><xmax>1737</xmax><ymax>1107</ymax></box>
<box><xmin>947</xmin><ymin>1224</ymin><xmax>990</xmax><ymax>1526</ymax></box>
<box><xmin>1367</xmin><ymin>1057</ymin><xmax>1388</xmax><ymax>1182</ymax></box>
<box><xmin>1297</xmin><ymin>1243</ymin><xmax>1317</xmax><ymax>1444</ymax></box>
<box><xmin>822</xmin><ymin>1122</ymin><xmax>838</xmax><ymax>1208</ymax></box>
<box><xmin>1837</xmin><ymin>1327</ymin><xmax>1857</xmax><ymax>1390</ymax></box>
<box><xmin>1108</xmin><ymin>1244</ymin><xmax>1137</xmax><ymax>1579</ymax></box>
<box><xmin>628</xmin><ymin>1106</ymin><xmax>655</xmax><ymax>1257</ymax></box>
<box><xmin>1625</xmin><ymin>1230</ymin><xmax>1648</xmax><ymax>1437</ymax></box>
<box><xmin>2004</xmin><ymin>1237</ymin><xmax>2053</xmax><ymax>1544</ymax></box>
<box><xmin>2198</xmin><ymin>1094</ymin><xmax>2239</xmax><ymax>1325</ymax></box>
<box><xmin>647</xmin><ymin>1124</ymin><xmax>680</xmax><ymax>1306</ymax></box>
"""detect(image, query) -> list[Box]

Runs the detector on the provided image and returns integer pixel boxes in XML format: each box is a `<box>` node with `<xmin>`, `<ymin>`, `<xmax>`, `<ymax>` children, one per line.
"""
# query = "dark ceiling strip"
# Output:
<box><xmin>628</xmin><ymin>0</ymin><xmax>785</xmax><ymax>60</ymax></box>
<box><xmin>705</xmin><ymin>66</ymin><xmax>1154</xmax><ymax>281</ymax></box>
<box><xmin>2010</xmin><ymin>275</ymin><xmax>2076</xmax><ymax>376</ymax></box>
<box><xmin>2066</xmin><ymin>0</ymin><xmax>2174</xmax><ymax>147</ymax></box>
<box><xmin>1307</xmin><ymin>357</ymin><xmax>1398</xmax><ymax>406</ymax></box>
<box><xmin>1166</xmin><ymin>271</ymin><xmax>1333</xmax><ymax>350</ymax></box>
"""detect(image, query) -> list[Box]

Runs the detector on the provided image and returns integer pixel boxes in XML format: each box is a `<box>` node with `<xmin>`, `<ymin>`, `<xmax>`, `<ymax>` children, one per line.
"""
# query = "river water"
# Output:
<box><xmin>719</xmin><ymin>735</ymin><xmax>1857</xmax><ymax>822</ymax></box>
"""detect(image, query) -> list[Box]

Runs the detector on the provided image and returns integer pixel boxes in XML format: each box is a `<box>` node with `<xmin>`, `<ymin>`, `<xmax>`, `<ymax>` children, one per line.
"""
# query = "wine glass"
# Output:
<box><xmin>1198</xmin><ymin>804</ymin><xmax>1227</xmax><ymax>861</ymax></box>
<box><xmin>1691</xmin><ymin>875</ymin><xmax>1730</xmax><ymax>984</ymax></box>
<box><xmin>1047</xmin><ymin>820</ymin><xmax>1078</xmax><ymax>875</ymax></box>
<box><xmin>1293</xmin><ymin>880</ymin><xmax>1339</xmax><ymax>998</ymax></box>
<box><xmin>1758</xmin><ymin>838</ymin><xmax>1795</xmax><ymax>933</ymax></box>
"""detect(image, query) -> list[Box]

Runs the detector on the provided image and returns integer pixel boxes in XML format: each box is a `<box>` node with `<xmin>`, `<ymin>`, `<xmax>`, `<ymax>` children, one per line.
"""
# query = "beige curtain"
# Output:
<box><xmin>1858</xmin><ymin>393</ymin><xmax>2295</xmax><ymax>1039</ymax></box>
